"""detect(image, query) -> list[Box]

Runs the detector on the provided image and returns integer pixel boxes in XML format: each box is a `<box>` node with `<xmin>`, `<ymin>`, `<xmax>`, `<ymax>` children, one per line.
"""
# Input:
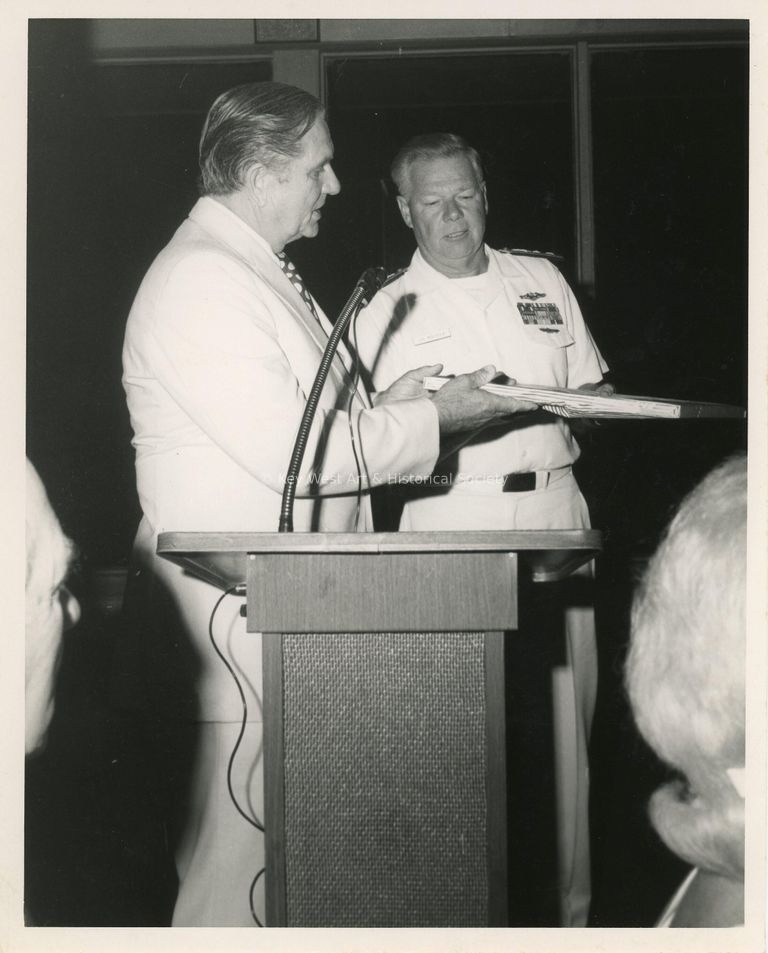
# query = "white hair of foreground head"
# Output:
<box><xmin>25</xmin><ymin>459</ymin><xmax>79</xmax><ymax>753</ymax></box>
<box><xmin>626</xmin><ymin>454</ymin><xmax>747</xmax><ymax>879</ymax></box>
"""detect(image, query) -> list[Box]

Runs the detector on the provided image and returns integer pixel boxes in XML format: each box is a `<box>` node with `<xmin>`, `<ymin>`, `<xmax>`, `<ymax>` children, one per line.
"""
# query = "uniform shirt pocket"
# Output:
<box><xmin>516</xmin><ymin>302</ymin><xmax>574</xmax><ymax>349</ymax></box>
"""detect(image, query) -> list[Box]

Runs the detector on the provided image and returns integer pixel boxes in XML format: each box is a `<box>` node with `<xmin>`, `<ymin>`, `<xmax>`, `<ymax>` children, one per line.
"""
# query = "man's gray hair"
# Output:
<box><xmin>199</xmin><ymin>81</ymin><xmax>324</xmax><ymax>196</ymax></box>
<box><xmin>625</xmin><ymin>454</ymin><xmax>747</xmax><ymax>879</ymax></box>
<box><xmin>390</xmin><ymin>133</ymin><xmax>484</xmax><ymax>197</ymax></box>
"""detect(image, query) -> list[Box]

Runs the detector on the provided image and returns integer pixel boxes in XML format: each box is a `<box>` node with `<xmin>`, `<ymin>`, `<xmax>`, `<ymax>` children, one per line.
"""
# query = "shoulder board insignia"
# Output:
<box><xmin>381</xmin><ymin>266</ymin><xmax>408</xmax><ymax>288</ymax></box>
<box><xmin>498</xmin><ymin>247</ymin><xmax>564</xmax><ymax>264</ymax></box>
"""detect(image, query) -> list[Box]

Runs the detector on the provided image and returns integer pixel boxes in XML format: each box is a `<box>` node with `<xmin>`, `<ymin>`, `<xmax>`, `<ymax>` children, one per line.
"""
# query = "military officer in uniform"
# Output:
<box><xmin>356</xmin><ymin>132</ymin><xmax>613</xmax><ymax>927</ymax></box>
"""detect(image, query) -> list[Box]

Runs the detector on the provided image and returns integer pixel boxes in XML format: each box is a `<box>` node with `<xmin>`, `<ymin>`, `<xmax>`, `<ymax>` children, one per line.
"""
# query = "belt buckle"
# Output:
<box><xmin>502</xmin><ymin>472</ymin><xmax>537</xmax><ymax>493</ymax></box>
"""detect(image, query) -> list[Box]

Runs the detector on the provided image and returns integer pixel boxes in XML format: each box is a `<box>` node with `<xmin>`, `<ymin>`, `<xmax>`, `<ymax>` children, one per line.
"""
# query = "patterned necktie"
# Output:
<box><xmin>277</xmin><ymin>252</ymin><xmax>320</xmax><ymax>323</ymax></box>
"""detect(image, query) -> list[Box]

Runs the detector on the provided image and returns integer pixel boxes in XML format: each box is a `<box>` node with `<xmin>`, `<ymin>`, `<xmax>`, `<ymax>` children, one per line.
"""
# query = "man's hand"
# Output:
<box><xmin>374</xmin><ymin>364</ymin><xmax>445</xmax><ymax>406</ymax></box>
<box><xmin>431</xmin><ymin>364</ymin><xmax>537</xmax><ymax>434</ymax></box>
<box><xmin>570</xmin><ymin>379</ymin><xmax>615</xmax><ymax>432</ymax></box>
<box><xmin>578</xmin><ymin>380</ymin><xmax>615</xmax><ymax>397</ymax></box>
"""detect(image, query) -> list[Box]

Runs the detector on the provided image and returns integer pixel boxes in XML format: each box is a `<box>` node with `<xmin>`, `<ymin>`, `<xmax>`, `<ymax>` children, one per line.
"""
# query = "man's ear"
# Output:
<box><xmin>246</xmin><ymin>164</ymin><xmax>270</xmax><ymax>207</ymax></box>
<box><xmin>396</xmin><ymin>195</ymin><xmax>413</xmax><ymax>229</ymax></box>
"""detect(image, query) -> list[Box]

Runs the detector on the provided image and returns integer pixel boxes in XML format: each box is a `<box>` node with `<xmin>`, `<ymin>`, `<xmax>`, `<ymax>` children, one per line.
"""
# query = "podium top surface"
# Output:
<box><xmin>157</xmin><ymin>529</ymin><xmax>602</xmax><ymax>586</ymax></box>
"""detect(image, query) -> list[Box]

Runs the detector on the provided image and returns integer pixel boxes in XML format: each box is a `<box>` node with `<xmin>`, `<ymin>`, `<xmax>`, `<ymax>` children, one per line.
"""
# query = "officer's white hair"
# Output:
<box><xmin>391</xmin><ymin>133</ymin><xmax>484</xmax><ymax>198</ymax></box>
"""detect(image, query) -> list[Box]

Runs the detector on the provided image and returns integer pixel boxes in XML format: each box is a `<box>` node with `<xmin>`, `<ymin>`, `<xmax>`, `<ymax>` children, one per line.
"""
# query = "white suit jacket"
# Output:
<box><xmin>123</xmin><ymin>197</ymin><xmax>439</xmax><ymax>537</ymax></box>
<box><xmin>121</xmin><ymin>198</ymin><xmax>439</xmax><ymax>720</ymax></box>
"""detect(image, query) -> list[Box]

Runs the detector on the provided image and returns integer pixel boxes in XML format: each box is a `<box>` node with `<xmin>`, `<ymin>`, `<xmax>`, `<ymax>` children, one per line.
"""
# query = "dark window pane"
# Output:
<box><xmin>591</xmin><ymin>45</ymin><xmax>748</xmax><ymax>403</ymax></box>
<box><xmin>586</xmin><ymin>45</ymin><xmax>747</xmax><ymax>551</ymax></box>
<box><xmin>309</xmin><ymin>52</ymin><xmax>573</xmax><ymax>315</ymax></box>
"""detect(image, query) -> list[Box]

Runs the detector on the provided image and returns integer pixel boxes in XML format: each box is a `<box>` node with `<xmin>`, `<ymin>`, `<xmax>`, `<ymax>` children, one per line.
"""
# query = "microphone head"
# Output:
<box><xmin>358</xmin><ymin>266</ymin><xmax>388</xmax><ymax>302</ymax></box>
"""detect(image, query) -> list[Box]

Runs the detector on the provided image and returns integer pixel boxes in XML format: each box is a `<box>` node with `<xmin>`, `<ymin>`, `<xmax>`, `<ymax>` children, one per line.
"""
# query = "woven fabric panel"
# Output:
<box><xmin>281</xmin><ymin>631</ymin><xmax>488</xmax><ymax>927</ymax></box>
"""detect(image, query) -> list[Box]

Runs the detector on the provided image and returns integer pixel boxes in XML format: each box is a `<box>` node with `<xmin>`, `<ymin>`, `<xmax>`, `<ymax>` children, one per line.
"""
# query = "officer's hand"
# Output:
<box><xmin>432</xmin><ymin>364</ymin><xmax>537</xmax><ymax>435</ymax></box>
<box><xmin>571</xmin><ymin>379</ymin><xmax>615</xmax><ymax>432</ymax></box>
<box><xmin>375</xmin><ymin>364</ymin><xmax>445</xmax><ymax>405</ymax></box>
<box><xmin>578</xmin><ymin>380</ymin><xmax>615</xmax><ymax>397</ymax></box>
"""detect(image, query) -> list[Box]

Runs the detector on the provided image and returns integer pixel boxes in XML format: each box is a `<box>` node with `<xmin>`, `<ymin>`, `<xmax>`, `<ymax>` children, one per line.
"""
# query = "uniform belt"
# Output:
<box><xmin>502</xmin><ymin>466</ymin><xmax>571</xmax><ymax>493</ymax></box>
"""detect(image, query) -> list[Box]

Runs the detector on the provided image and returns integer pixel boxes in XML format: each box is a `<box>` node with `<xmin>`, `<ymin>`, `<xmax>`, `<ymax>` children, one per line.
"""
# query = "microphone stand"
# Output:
<box><xmin>278</xmin><ymin>267</ymin><xmax>387</xmax><ymax>533</ymax></box>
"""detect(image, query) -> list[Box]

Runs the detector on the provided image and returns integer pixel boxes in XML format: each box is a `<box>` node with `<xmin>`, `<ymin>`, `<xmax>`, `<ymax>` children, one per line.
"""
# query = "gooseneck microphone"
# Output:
<box><xmin>278</xmin><ymin>267</ymin><xmax>388</xmax><ymax>533</ymax></box>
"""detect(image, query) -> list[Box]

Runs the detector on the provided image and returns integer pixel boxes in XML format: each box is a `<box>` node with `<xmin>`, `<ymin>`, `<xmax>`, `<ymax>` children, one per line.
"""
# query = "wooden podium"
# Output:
<box><xmin>158</xmin><ymin>529</ymin><xmax>600</xmax><ymax>927</ymax></box>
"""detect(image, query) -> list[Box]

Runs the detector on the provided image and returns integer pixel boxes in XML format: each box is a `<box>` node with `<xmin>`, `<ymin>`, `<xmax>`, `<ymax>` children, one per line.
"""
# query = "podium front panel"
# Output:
<box><xmin>264</xmin><ymin>630</ymin><xmax>507</xmax><ymax>927</ymax></box>
<box><xmin>248</xmin><ymin>551</ymin><xmax>517</xmax><ymax>632</ymax></box>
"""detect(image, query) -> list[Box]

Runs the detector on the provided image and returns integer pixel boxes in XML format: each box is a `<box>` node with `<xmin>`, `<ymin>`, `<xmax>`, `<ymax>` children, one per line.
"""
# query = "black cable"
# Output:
<box><xmin>208</xmin><ymin>585</ymin><xmax>265</xmax><ymax>926</ymax></box>
<box><xmin>249</xmin><ymin>867</ymin><xmax>266</xmax><ymax>927</ymax></box>
<box><xmin>348</xmin><ymin>309</ymin><xmax>373</xmax><ymax>527</ymax></box>
<box><xmin>208</xmin><ymin>585</ymin><xmax>265</xmax><ymax>833</ymax></box>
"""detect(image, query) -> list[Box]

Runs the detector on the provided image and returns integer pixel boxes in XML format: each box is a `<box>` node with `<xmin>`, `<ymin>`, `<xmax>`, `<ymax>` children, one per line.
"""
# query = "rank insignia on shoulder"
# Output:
<box><xmin>519</xmin><ymin>291</ymin><xmax>546</xmax><ymax>300</ymax></box>
<box><xmin>381</xmin><ymin>266</ymin><xmax>408</xmax><ymax>288</ymax></box>
<box><xmin>499</xmin><ymin>247</ymin><xmax>564</xmax><ymax>264</ymax></box>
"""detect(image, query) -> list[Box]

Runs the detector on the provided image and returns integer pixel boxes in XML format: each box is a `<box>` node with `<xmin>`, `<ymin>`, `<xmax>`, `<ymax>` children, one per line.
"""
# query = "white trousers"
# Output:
<box><xmin>401</xmin><ymin>471</ymin><xmax>597</xmax><ymax>927</ymax></box>
<box><xmin>172</xmin><ymin>720</ymin><xmax>266</xmax><ymax>926</ymax></box>
<box><xmin>155</xmin><ymin>565</ymin><xmax>266</xmax><ymax>927</ymax></box>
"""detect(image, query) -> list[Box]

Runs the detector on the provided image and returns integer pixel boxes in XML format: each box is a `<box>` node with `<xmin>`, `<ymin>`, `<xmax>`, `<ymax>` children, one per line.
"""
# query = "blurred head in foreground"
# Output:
<box><xmin>25</xmin><ymin>460</ymin><xmax>80</xmax><ymax>753</ymax></box>
<box><xmin>626</xmin><ymin>454</ymin><xmax>746</xmax><ymax>883</ymax></box>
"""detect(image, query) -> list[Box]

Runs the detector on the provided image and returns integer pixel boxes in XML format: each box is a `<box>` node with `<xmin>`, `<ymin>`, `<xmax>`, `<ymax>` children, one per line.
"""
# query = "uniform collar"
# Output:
<box><xmin>485</xmin><ymin>246</ymin><xmax>531</xmax><ymax>280</ymax></box>
<box><xmin>409</xmin><ymin>245</ymin><xmax>507</xmax><ymax>303</ymax></box>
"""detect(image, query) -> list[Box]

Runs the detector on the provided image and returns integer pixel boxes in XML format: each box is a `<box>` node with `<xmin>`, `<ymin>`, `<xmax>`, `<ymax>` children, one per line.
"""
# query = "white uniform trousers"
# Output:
<box><xmin>400</xmin><ymin>470</ymin><xmax>597</xmax><ymax>927</ymax></box>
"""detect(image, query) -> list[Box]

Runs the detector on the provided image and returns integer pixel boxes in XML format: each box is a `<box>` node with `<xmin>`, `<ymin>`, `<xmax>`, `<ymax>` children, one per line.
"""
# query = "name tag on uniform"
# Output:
<box><xmin>517</xmin><ymin>302</ymin><xmax>564</xmax><ymax>326</ymax></box>
<box><xmin>414</xmin><ymin>328</ymin><xmax>452</xmax><ymax>345</ymax></box>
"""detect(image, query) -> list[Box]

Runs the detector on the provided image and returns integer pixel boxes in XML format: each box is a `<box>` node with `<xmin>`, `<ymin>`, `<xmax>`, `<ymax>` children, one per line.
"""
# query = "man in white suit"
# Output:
<box><xmin>121</xmin><ymin>83</ymin><xmax>533</xmax><ymax>926</ymax></box>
